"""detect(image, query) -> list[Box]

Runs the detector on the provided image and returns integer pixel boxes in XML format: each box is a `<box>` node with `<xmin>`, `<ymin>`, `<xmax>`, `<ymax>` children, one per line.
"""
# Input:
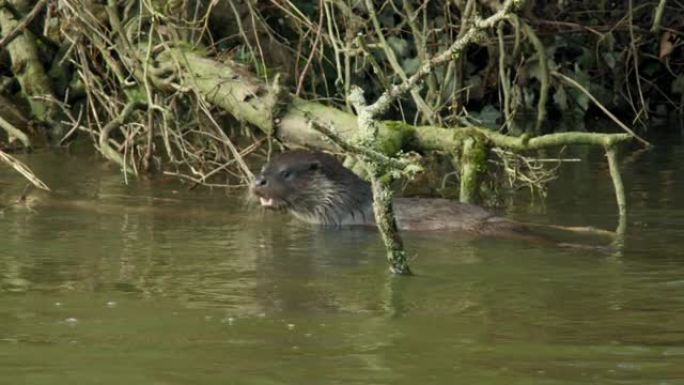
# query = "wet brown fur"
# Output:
<box><xmin>252</xmin><ymin>150</ymin><xmax>530</xmax><ymax>236</ymax></box>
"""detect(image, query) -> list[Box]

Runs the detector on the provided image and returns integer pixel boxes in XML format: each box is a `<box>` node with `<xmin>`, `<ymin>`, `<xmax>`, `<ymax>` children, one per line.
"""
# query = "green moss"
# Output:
<box><xmin>452</xmin><ymin>126</ymin><xmax>487</xmax><ymax>143</ymax></box>
<box><xmin>379</xmin><ymin>120</ymin><xmax>415</xmax><ymax>154</ymax></box>
<box><xmin>470</xmin><ymin>139</ymin><xmax>488</xmax><ymax>173</ymax></box>
<box><xmin>175</xmin><ymin>42</ymin><xmax>209</xmax><ymax>57</ymax></box>
<box><xmin>458</xmin><ymin>137</ymin><xmax>489</xmax><ymax>203</ymax></box>
<box><xmin>124</xmin><ymin>87</ymin><xmax>148</xmax><ymax>104</ymax></box>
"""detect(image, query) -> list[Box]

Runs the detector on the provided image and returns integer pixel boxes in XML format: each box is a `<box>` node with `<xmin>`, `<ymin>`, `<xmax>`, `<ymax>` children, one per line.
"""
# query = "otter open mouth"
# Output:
<box><xmin>256</xmin><ymin>195</ymin><xmax>287</xmax><ymax>210</ymax></box>
<box><xmin>259</xmin><ymin>197</ymin><xmax>274</xmax><ymax>207</ymax></box>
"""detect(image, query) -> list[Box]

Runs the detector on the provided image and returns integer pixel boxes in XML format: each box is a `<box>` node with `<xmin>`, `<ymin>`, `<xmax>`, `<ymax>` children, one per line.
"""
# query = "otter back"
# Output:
<box><xmin>393</xmin><ymin>198</ymin><xmax>522</xmax><ymax>232</ymax></box>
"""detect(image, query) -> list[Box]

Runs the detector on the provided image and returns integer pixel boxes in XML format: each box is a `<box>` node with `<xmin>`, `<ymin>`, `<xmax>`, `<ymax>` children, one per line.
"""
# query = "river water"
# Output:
<box><xmin>1</xmin><ymin>135</ymin><xmax>683</xmax><ymax>384</ymax></box>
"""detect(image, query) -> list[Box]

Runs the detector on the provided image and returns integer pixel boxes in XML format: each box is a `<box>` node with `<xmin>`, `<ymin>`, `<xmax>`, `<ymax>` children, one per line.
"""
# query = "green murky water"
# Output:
<box><xmin>2</xmin><ymin>135</ymin><xmax>684</xmax><ymax>384</ymax></box>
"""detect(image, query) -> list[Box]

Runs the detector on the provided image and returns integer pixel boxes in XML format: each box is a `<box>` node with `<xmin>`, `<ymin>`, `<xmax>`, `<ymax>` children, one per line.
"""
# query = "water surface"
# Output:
<box><xmin>1</xmin><ymin>138</ymin><xmax>684</xmax><ymax>384</ymax></box>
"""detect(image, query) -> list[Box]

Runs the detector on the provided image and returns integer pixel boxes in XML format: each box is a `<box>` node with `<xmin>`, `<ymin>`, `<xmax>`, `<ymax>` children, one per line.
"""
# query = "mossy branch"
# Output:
<box><xmin>455</xmin><ymin>127</ymin><xmax>633</xmax><ymax>150</ymax></box>
<box><xmin>144</xmin><ymin>50</ymin><xmax>638</xmax><ymax>158</ymax></box>
<box><xmin>151</xmin><ymin>47</ymin><xmax>635</xmax><ymax>227</ymax></box>
<box><xmin>347</xmin><ymin>85</ymin><xmax>413</xmax><ymax>276</ymax></box>
<box><xmin>307</xmin><ymin>118</ymin><xmax>417</xmax><ymax>174</ymax></box>
<box><xmin>459</xmin><ymin>137</ymin><xmax>485</xmax><ymax>203</ymax></box>
<box><xmin>605</xmin><ymin>145</ymin><xmax>627</xmax><ymax>245</ymax></box>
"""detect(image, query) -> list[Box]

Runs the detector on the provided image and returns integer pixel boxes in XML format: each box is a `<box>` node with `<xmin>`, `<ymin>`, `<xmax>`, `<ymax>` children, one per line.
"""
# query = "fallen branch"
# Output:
<box><xmin>452</xmin><ymin>126</ymin><xmax>633</xmax><ymax>150</ymax></box>
<box><xmin>0</xmin><ymin>149</ymin><xmax>50</xmax><ymax>191</ymax></box>
<box><xmin>307</xmin><ymin>117</ymin><xmax>415</xmax><ymax>173</ymax></box>
<box><xmin>0</xmin><ymin>114</ymin><xmax>30</xmax><ymax>148</ymax></box>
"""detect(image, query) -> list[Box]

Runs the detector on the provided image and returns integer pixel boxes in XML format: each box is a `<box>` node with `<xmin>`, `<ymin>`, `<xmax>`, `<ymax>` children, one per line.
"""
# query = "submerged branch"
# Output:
<box><xmin>605</xmin><ymin>145</ymin><xmax>627</xmax><ymax>245</ymax></box>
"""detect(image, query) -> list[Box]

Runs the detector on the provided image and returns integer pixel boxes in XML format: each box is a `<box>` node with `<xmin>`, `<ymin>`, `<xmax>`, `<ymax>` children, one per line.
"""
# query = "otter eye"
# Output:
<box><xmin>308</xmin><ymin>161</ymin><xmax>320</xmax><ymax>171</ymax></box>
<box><xmin>280</xmin><ymin>170</ymin><xmax>293</xmax><ymax>179</ymax></box>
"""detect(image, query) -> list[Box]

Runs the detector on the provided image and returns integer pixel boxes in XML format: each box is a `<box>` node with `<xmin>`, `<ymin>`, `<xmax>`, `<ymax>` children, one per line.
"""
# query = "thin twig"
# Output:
<box><xmin>553</xmin><ymin>71</ymin><xmax>652</xmax><ymax>148</ymax></box>
<box><xmin>366</xmin><ymin>0</ymin><xmax>521</xmax><ymax>117</ymax></box>
<box><xmin>627</xmin><ymin>0</ymin><xmax>649</xmax><ymax>121</ymax></box>
<box><xmin>0</xmin><ymin>149</ymin><xmax>50</xmax><ymax>191</ymax></box>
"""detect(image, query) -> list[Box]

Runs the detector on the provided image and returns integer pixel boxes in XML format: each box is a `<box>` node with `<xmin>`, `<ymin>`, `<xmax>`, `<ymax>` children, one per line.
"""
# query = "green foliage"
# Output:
<box><xmin>471</xmin><ymin>105</ymin><xmax>502</xmax><ymax>129</ymax></box>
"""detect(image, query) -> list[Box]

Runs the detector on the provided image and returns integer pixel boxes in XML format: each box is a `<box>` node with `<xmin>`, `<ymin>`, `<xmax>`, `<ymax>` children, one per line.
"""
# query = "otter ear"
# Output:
<box><xmin>308</xmin><ymin>161</ymin><xmax>320</xmax><ymax>171</ymax></box>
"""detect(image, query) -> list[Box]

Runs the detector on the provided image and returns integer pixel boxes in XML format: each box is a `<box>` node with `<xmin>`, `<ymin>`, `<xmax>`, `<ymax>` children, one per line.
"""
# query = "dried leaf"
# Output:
<box><xmin>659</xmin><ymin>31</ymin><xmax>674</xmax><ymax>59</ymax></box>
<box><xmin>602</xmin><ymin>52</ymin><xmax>617</xmax><ymax>69</ymax></box>
<box><xmin>473</xmin><ymin>105</ymin><xmax>501</xmax><ymax>129</ymax></box>
<box><xmin>553</xmin><ymin>85</ymin><xmax>568</xmax><ymax>111</ymax></box>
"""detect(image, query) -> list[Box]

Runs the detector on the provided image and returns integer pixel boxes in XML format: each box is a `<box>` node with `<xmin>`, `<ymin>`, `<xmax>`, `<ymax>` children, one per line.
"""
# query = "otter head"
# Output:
<box><xmin>252</xmin><ymin>150</ymin><xmax>372</xmax><ymax>225</ymax></box>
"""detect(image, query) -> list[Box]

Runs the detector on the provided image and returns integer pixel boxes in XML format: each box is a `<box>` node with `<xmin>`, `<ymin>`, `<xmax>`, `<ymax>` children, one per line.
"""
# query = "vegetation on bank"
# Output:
<box><xmin>0</xmin><ymin>0</ymin><xmax>681</xmax><ymax>272</ymax></box>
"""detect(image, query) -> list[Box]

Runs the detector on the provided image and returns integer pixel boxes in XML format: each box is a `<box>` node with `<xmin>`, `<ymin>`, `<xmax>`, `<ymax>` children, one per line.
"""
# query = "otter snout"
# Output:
<box><xmin>254</xmin><ymin>174</ymin><xmax>268</xmax><ymax>188</ymax></box>
<box><xmin>252</xmin><ymin>174</ymin><xmax>279</xmax><ymax>208</ymax></box>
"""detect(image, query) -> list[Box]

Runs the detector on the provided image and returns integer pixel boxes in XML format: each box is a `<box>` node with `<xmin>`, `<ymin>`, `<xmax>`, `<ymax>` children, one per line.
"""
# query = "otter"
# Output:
<box><xmin>252</xmin><ymin>150</ymin><xmax>529</xmax><ymax>236</ymax></box>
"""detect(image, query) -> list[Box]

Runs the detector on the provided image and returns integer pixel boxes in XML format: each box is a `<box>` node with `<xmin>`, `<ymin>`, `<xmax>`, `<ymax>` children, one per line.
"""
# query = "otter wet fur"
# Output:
<box><xmin>252</xmin><ymin>150</ymin><xmax>531</xmax><ymax>237</ymax></box>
